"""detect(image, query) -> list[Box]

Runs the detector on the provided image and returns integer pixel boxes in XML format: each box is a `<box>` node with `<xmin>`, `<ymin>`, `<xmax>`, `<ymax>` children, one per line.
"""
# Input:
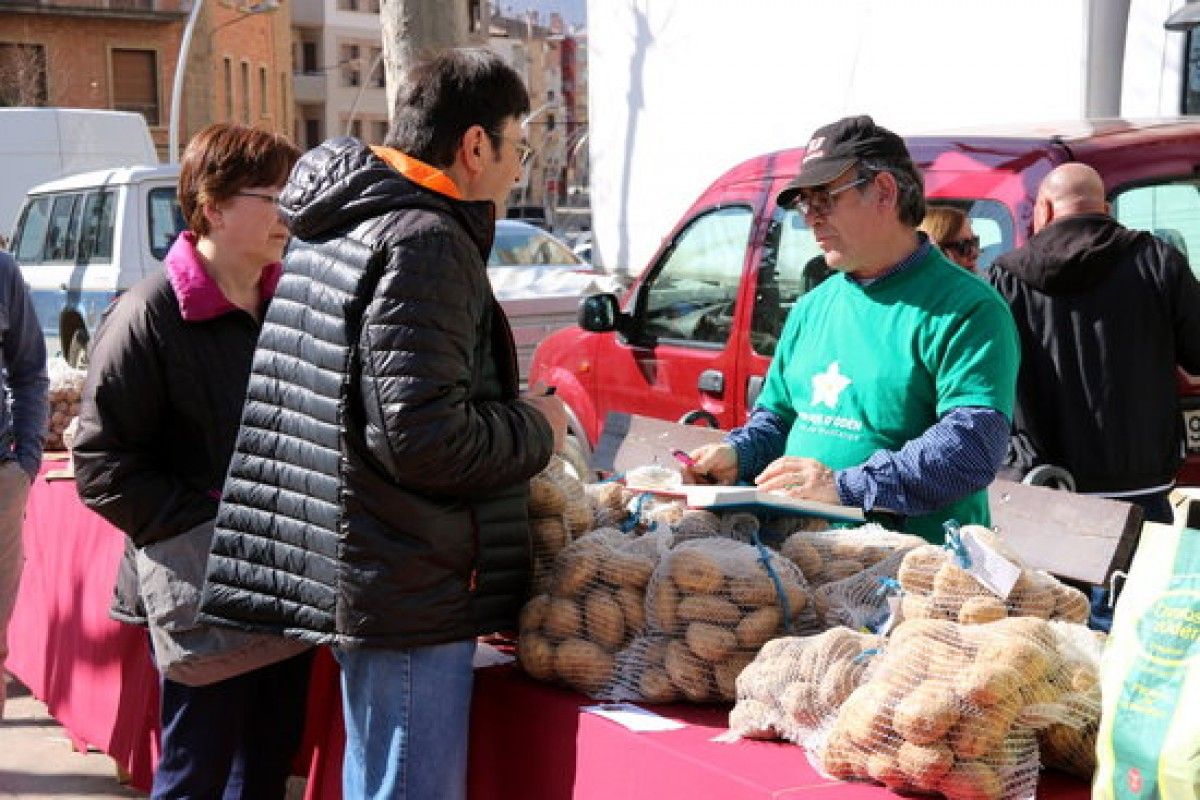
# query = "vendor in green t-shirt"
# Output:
<box><xmin>683</xmin><ymin>116</ymin><xmax>1019</xmax><ymax>543</ymax></box>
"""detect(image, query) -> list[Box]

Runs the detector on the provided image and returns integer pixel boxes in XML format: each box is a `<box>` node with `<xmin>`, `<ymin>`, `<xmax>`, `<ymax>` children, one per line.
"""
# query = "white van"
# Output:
<box><xmin>0</xmin><ymin>108</ymin><xmax>159</xmax><ymax>242</ymax></box>
<box><xmin>11</xmin><ymin>164</ymin><xmax>183</xmax><ymax>364</ymax></box>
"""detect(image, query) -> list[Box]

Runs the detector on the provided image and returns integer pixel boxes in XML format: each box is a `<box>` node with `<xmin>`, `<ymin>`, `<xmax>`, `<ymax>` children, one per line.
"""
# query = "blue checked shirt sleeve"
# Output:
<box><xmin>834</xmin><ymin>406</ymin><xmax>1009</xmax><ymax>516</ymax></box>
<box><xmin>725</xmin><ymin>407</ymin><xmax>790</xmax><ymax>483</ymax></box>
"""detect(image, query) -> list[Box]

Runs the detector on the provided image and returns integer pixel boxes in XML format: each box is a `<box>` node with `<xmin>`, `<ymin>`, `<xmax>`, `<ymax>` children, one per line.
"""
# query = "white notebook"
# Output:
<box><xmin>681</xmin><ymin>485</ymin><xmax>867</xmax><ymax>523</ymax></box>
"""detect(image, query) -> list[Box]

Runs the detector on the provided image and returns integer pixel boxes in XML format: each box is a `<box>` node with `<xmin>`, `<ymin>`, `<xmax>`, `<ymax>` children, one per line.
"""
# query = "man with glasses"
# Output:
<box><xmin>199</xmin><ymin>48</ymin><xmax>566</xmax><ymax>800</ymax></box>
<box><xmin>989</xmin><ymin>163</ymin><xmax>1200</xmax><ymax>530</ymax></box>
<box><xmin>683</xmin><ymin>116</ymin><xmax>1019</xmax><ymax>542</ymax></box>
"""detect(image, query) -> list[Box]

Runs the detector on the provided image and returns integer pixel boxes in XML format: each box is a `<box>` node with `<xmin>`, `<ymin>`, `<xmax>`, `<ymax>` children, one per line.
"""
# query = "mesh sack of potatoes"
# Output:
<box><xmin>517</xmin><ymin>526</ymin><xmax>671</xmax><ymax>696</ymax></box>
<box><xmin>44</xmin><ymin>356</ymin><xmax>86</xmax><ymax>451</ymax></box>
<box><xmin>816</xmin><ymin>615</ymin><xmax>1090</xmax><ymax>800</ymax></box>
<box><xmin>527</xmin><ymin>456</ymin><xmax>595</xmax><ymax>593</ymax></box>
<box><xmin>780</xmin><ymin>524</ymin><xmax>926</xmax><ymax>587</ymax></box>
<box><xmin>895</xmin><ymin>528</ymin><xmax>1091</xmax><ymax>627</ymax></box>
<box><xmin>727</xmin><ymin>628</ymin><xmax>883</xmax><ymax>743</ymax></box>
<box><xmin>1024</xmin><ymin>622</ymin><xmax>1104</xmax><ymax>779</ymax></box>
<box><xmin>585</xmin><ymin>481</ymin><xmax>635</xmax><ymax>529</ymax></box>
<box><xmin>605</xmin><ymin>536</ymin><xmax>821</xmax><ymax>703</ymax></box>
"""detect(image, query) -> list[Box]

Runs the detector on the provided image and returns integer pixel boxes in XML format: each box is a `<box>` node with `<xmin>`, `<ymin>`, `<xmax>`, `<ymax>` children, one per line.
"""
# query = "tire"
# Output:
<box><xmin>560</xmin><ymin>433</ymin><xmax>595</xmax><ymax>483</ymax></box>
<box><xmin>66</xmin><ymin>329</ymin><xmax>89</xmax><ymax>369</ymax></box>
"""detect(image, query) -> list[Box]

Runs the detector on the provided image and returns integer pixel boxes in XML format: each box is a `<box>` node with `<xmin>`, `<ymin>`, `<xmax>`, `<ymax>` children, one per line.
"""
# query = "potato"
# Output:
<box><xmin>602</xmin><ymin>551</ymin><xmax>657</xmax><ymax>589</ymax></box>
<box><xmin>780</xmin><ymin>535</ymin><xmax>824</xmax><ymax>580</ymax></box>
<box><xmin>585</xmin><ymin>481</ymin><xmax>626</xmax><ymax>512</ymax></box>
<box><xmin>957</xmin><ymin>663</ymin><xmax>1023</xmax><ymax>707</ymax></box>
<box><xmin>900</xmin><ymin>592</ymin><xmax>937</xmax><ymax>621</ymax></box>
<box><xmin>821</xmin><ymin>735</ymin><xmax>867</xmax><ymax>780</ymax></box>
<box><xmin>837</xmin><ymin>683</ymin><xmax>894</xmax><ymax>749</ymax></box>
<box><xmin>638</xmin><ymin>666</ymin><xmax>681</xmax><ymax>703</ymax></box>
<box><xmin>931</xmin><ymin>562</ymin><xmax>992</xmax><ymax>618</ymax></box>
<box><xmin>866</xmin><ymin>751</ymin><xmax>910</xmax><ymax>791</ymax></box>
<box><xmin>821</xmin><ymin>559</ymin><xmax>866</xmax><ymax>583</ymax></box>
<box><xmin>530</xmin><ymin>517</ymin><xmax>568</xmax><ymax>554</ymax></box>
<box><xmin>779</xmin><ymin>679</ymin><xmax>821</xmax><ymax>726</ymax></box>
<box><xmin>893</xmin><ymin>680</ymin><xmax>960</xmax><ymax>744</ymax></box>
<box><xmin>584</xmin><ymin>590</ymin><xmax>626</xmax><ymax>650</ymax></box>
<box><xmin>543</xmin><ymin>597</ymin><xmax>582</xmax><ymax>640</ymax></box>
<box><xmin>1008</xmin><ymin>571</ymin><xmax>1057</xmax><ymax>618</ymax></box>
<box><xmin>897</xmin><ymin>545</ymin><xmax>945</xmax><ymax>594</ymax></box>
<box><xmin>937</xmin><ymin>761</ymin><xmax>1002</xmax><ymax>800</ymax></box>
<box><xmin>728</xmin><ymin>698</ymin><xmax>777</xmax><ymax>739</ymax></box>
<box><xmin>650</xmin><ymin>579</ymin><xmax>679</xmax><ymax>631</ymax></box>
<box><xmin>950</xmin><ymin>696</ymin><xmax>1020</xmax><ymax>760</ymax></box>
<box><xmin>735</xmin><ymin>606</ymin><xmax>783</xmax><ymax>649</ymax></box>
<box><xmin>554</xmin><ymin>638</ymin><xmax>614</xmax><ymax>694</ymax></box>
<box><xmin>673</xmin><ymin>509</ymin><xmax>721</xmax><ymax>540</ymax></box>
<box><xmin>1053</xmin><ymin>584</ymin><xmax>1091</xmax><ymax>624</ymax></box>
<box><xmin>958</xmin><ymin>594</ymin><xmax>1008</xmax><ymax>624</ymax></box>
<box><xmin>976</xmin><ymin>637</ymin><xmax>1053</xmax><ymax>682</ymax></box>
<box><xmin>817</xmin><ymin>661</ymin><xmax>862</xmax><ymax>709</ymax></box>
<box><xmin>897</xmin><ymin>741</ymin><xmax>954</xmax><ymax>790</ymax></box>
<box><xmin>669</xmin><ymin>548</ymin><xmax>725</xmax><ymax>594</ymax></box>
<box><xmin>677</xmin><ymin>594</ymin><xmax>741</xmax><ymax>626</ymax></box>
<box><xmin>552</xmin><ymin>549</ymin><xmax>603</xmax><ymax>597</ymax></box>
<box><xmin>518</xmin><ymin>632</ymin><xmax>556</xmax><ymax>680</ymax></box>
<box><xmin>528</xmin><ymin>475</ymin><xmax>567</xmax><ymax>515</ymax></box>
<box><xmin>686</xmin><ymin>621</ymin><xmax>737</xmax><ymax>662</ymax></box>
<box><xmin>665</xmin><ymin>639</ymin><xmax>713</xmax><ymax>701</ymax></box>
<box><xmin>520</xmin><ymin>593</ymin><xmax>551</xmax><ymax>632</ymax></box>
<box><xmin>713</xmin><ymin>651</ymin><xmax>755</xmax><ymax>698</ymax></box>
<box><xmin>563</xmin><ymin>498</ymin><xmax>594</xmax><ymax>536</ymax></box>
<box><xmin>726</xmin><ymin>570</ymin><xmax>777</xmax><ymax>605</ymax></box>
<box><xmin>613</xmin><ymin>586</ymin><xmax>646</xmax><ymax>634</ymax></box>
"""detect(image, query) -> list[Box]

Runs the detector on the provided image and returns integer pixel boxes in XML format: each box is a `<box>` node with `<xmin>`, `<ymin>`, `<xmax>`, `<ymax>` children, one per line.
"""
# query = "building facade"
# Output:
<box><xmin>0</xmin><ymin>0</ymin><xmax>292</xmax><ymax>160</ymax></box>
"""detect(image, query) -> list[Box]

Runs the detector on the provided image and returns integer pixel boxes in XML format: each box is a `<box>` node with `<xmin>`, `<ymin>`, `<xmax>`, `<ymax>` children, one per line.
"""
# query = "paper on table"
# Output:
<box><xmin>473</xmin><ymin>642</ymin><xmax>516</xmax><ymax>670</ymax></box>
<box><xmin>960</xmin><ymin>528</ymin><xmax>1023</xmax><ymax>599</ymax></box>
<box><xmin>582</xmin><ymin>702</ymin><xmax>686</xmax><ymax>732</ymax></box>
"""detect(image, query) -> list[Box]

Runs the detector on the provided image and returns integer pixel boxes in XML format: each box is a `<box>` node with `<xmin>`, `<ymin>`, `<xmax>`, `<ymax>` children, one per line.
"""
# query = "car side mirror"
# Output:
<box><xmin>578</xmin><ymin>292</ymin><xmax>621</xmax><ymax>332</ymax></box>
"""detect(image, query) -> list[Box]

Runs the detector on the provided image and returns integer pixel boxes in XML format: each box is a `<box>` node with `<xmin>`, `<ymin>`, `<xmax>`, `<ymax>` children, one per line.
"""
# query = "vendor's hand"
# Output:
<box><xmin>522</xmin><ymin>390</ymin><xmax>567</xmax><ymax>452</ymax></box>
<box><xmin>682</xmin><ymin>443</ymin><xmax>738</xmax><ymax>485</ymax></box>
<box><xmin>755</xmin><ymin>456</ymin><xmax>840</xmax><ymax>504</ymax></box>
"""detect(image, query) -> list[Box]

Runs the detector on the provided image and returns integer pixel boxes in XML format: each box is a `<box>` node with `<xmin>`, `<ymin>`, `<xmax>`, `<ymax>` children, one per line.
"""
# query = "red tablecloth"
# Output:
<box><xmin>10</xmin><ymin>467</ymin><xmax>1093</xmax><ymax>800</ymax></box>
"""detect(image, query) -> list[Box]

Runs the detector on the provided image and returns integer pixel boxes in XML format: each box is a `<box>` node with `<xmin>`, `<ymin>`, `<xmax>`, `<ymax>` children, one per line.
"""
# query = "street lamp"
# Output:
<box><xmin>167</xmin><ymin>0</ymin><xmax>280</xmax><ymax>163</ymax></box>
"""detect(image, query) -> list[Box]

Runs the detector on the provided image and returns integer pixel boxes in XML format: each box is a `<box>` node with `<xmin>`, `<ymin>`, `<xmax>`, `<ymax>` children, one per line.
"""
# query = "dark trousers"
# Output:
<box><xmin>151</xmin><ymin>649</ymin><xmax>314</xmax><ymax>800</ymax></box>
<box><xmin>1089</xmin><ymin>490</ymin><xmax>1173</xmax><ymax>632</ymax></box>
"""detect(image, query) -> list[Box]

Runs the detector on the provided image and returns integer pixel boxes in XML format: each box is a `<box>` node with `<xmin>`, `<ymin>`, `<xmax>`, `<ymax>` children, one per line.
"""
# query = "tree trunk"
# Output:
<box><xmin>378</xmin><ymin>0</ymin><xmax>471</xmax><ymax>124</ymax></box>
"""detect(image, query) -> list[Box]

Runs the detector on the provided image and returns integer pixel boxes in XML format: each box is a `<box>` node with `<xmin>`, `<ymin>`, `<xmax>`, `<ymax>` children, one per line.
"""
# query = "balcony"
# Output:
<box><xmin>0</xmin><ymin>0</ymin><xmax>189</xmax><ymax>20</ymax></box>
<box><xmin>293</xmin><ymin>71</ymin><xmax>327</xmax><ymax>104</ymax></box>
<box><xmin>289</xmin><ymin>0</ymin><xmax>324</xmax><ymax>26</ymax></box>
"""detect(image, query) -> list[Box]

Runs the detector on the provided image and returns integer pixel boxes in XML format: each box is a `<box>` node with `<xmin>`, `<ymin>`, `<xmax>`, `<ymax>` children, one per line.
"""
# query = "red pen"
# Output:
<box><xmin>671</xmin><ymin>449</ymin><xmax>715</xmax><ymax>483</ymax></box>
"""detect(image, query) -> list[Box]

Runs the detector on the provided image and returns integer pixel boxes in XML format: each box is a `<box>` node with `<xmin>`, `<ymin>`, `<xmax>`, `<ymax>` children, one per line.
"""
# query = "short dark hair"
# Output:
<box><xmin>178</xmin><ymin>123</ymin><xmax>299</xmax><ymax>235</ymax></box>
<box><xmin>384</xmin><ymin>47</ymin><xmax>530</xmax><ymax>167</ymax></box>
<box><xmin>856</xmin><ymin>157</ymin><xmax>926</xmax><ymax>227</ymax></box>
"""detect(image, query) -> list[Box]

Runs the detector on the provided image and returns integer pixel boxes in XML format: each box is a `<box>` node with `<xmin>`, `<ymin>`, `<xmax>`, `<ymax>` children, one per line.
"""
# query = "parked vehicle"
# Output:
<box><xmin>0</xmin><ymin>108</ymin><xmax>158</xmax><ymax>242</ymax></box>
<box><xmin>12</xmin><ymin>165</ymin><xmax>183</xmax><ymax>365</ymax></box>
<box><xmin>528</xmin><ymin>119</ymin><xmax>1200</xmax><ymax>485</ymax></box>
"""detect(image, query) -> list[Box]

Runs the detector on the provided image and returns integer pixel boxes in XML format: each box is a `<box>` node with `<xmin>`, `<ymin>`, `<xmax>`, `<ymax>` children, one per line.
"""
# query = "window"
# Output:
<box><xmin>638</xmin><ymin>206</ymin><xmax>753</xmax><ymax>346</ymax></box>
<box><xmin>369</xmin><ymin>47</ymin><xmax>384</xmax><ymax>88</ymax></box>
<box><xmin>1185</xmin><ymin>30</ymin><xmax>1200</xmax><ymax>115</ymax></box>
<box><xmin>337</xmin><ymin>0</ymin><xmax>359</xmax><ymax>9</ymax></box>
<box><xmin>1112</xmin><ymin>179</ymin><xmax>1200</xmax><ymax>279</ymax></box>
<box><xmin>223</xmin><ymin>57</ymin><xmax>233</xmax><ymax>120</ymax></box>
<box><xmin>78</xmin><ymin>190</ymin><xmax>116</xmax><ymax>263</ymax></box>
<box><xmin>341</xmin><ymin>44</ymin><xmax>361</xmax><ymax>87</ymax></box>
<box><xmin>469</xmin><ymin>0</ymin><xmax>483</xmax><ymax>32</ymax></box>
<box><xmin>111</xmin><ymin>48</ymin><xmax>159</xmax><ymax>126</ymax></box>
<box><xmin>752</xmin><ymin>208</ymin><xmax>827</xmax><ymax>356</ymax></box>
<box><xmin>45</xmin><ymin>194</ymin><xmax>81</xmax><ymax>262</ymax></box>
<box><xmin>372</xmin><ymin>119</ymin><xmax>388</xmax><ymax>144</ymax></box>
<box><xmin>147</xmin><ymin>187</ymin><xmax>185</xmax><ymax>261</ymax></box>
<box><xmin>304</xmin><ymin>118</ymin><xmax>321</xmax><ymax>149</ymax></box>
<box><xmin>301</xmin><ymin>41</ymin><xmax>318</xmax><ymax>73</ymax></box>
<box><xmin>347</xmin><ymin>118</ymin><xmax>362</xmax><ymax>139</ymax></box>
<box><xmin>13</xmin><ymin>196</ymin><xmax>52</xmax><ymax>263</ymax></box>
<box><xmin>240</xmin><ymin>61</ymin><xmax>250</xmax><ymax>123</ymax></box>
<box><xmin>0</xmin><ymin>42</ymin><xmax>48</xmax><ymax>107</ymax></box>
<box><xmin>925</xmin><ymin>198</ymin><xmax>1014</xmax><ymax>271</ymax></box>
<box><xmin>259</xmin><ymin>65</ymin><xmax>268</xmax><ymax>116</ymax></box>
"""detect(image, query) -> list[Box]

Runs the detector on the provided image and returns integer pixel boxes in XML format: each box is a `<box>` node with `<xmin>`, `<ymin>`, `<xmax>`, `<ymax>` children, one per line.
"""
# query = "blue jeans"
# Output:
<box><xmin>1089</xmin><ymin>490</ymin><xmax>1174</xmax><ymax>632</ymax></box>
<box><xmin>334</xmin><ymin>640</ymin><xmax>476</xmax><ymax>800</ymax></box>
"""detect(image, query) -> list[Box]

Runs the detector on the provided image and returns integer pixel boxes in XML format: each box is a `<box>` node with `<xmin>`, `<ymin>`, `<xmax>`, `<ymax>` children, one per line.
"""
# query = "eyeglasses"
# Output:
<box><xmin>942</xmin><ymin>235</ymin><xmax>981</xmax><ymax>257</ymax></box>
<box><xmin>488</xmin><ymin>131</ymin><xmax>535</xmax><ymax>166</ymax></box>
<box><xmin>791</xmin><ymin>177</ymin><xmax>869</xmax><ymax>217</ymax></box>
<box><xmin>234</xmin><ymin>191</ymin><xmax>282</xmax><ymax>205</ymax></box>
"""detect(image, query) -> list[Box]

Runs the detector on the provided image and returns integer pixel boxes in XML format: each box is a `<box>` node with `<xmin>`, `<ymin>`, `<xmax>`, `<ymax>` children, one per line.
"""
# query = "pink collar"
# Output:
<box><xmin>164</xmin><ymin>231</ymin><xmax>282</xmax><ymax>322</ymax></box>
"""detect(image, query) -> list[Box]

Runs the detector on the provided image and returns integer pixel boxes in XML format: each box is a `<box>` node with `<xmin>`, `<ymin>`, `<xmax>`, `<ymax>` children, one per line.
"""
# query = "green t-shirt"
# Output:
<box><xmin>755</xmin><ymin>248</ymin><xmax>1019</xmax><ymax>541</ymax></box>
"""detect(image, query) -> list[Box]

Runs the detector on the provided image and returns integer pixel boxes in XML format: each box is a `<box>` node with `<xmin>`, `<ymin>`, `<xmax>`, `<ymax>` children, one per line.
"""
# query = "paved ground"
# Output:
<box><xmin>0</xmin><ymin>674</ymin><xmax>143</xmax><ymax>799</ymax></box>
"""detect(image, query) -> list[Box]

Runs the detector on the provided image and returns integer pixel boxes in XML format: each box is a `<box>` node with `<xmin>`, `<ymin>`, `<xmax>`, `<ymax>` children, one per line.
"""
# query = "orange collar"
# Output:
<box><xmin>370</xmin><ymin>146</ymin><xmax>463</xmax><ymax>199</ymax></box>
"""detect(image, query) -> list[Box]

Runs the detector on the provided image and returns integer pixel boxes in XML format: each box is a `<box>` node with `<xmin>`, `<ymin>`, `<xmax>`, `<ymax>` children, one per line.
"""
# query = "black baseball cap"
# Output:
<box><xmin>776</xmin><ymin>115</ymin><xmax>913</xmax><ymax>208</ymax></box>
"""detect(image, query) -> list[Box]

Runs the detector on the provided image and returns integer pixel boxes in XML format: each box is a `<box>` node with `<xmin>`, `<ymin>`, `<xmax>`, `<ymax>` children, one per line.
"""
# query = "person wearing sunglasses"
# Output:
<box><xmin>680</xmin><ymin>115</ymin><xmax>1019</xmax><ymax>543</ymax></box>
<box><xmin>920</xmin><ymin>205</ymin><xmax>981</xmax><ymax>271</ymax></box>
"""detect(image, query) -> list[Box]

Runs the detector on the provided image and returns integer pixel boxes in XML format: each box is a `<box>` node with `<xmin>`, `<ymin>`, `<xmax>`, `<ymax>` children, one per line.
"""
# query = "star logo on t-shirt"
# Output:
<box><xmin>810</xmin><ymin>361</ymin><xmax>851</xmax><ymax>409</ymax></box>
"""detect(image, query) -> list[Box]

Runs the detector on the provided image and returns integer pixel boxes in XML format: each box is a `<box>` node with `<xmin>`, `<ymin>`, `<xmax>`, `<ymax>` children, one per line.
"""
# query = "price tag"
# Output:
<box><xmin>960</xmin><ymin>528</ymin><xmax>1022</xmax><ymax>599</ymax></box>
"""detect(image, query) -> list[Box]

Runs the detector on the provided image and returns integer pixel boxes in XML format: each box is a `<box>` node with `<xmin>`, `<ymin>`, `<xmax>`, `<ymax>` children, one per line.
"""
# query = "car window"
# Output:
<box><xmin>78</xmin><ymin>190</ymin><xmax>116</xmax><ymax>263</ymax></box>
<box><xmin>148</xmin><ymin>187</ymin><xmax>185</xmax><ymax>261</ymax></box>
<box><xmin>45</xmin><ymin>194</ymin><xmax>81</xmax><ymax>263</ymax></box>
<box><xmin>1111</xmin><ymin>179</ymin><xmax>1200</xmax><ymax>279</ymax></box>
<box><xmin>926</xmin><ymin>198</ymin><xmax>1015</xmax><ymax>271</ymax></box>
<box><xmin>640</xmin><ymin>205</ymin><xmax>753</xmax><ymax>346</ymax></box>
<box><xmin>13</xmin><ymin>196</ymin><xmax>52</xmax><ymax>263</ymax></box>
<box><xmin>489</xmin><ymin>226</ymin><xmax>582</xmax><ymax>267</ymax></box>
<box><xmin>752</xmin><ymin>208</ymin><xmax>829</xmax><ymax>356</ymax></box>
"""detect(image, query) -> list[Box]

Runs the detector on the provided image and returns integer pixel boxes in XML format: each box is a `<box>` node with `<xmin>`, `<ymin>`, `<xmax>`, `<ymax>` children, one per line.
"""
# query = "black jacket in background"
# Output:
<box><xmin>988</xmin><ymin>213</ymin><xmax>1200</xmax><ymax>493</ymax></box>
<box><xmin>73</xmin><ymin>269</ymin><xmax>263</xmax><ymax>622</ymax></box>
<box><xmin>200</xmin><ymin>138</ymin><xmax>554</xmax><ymax>648</ymax></box>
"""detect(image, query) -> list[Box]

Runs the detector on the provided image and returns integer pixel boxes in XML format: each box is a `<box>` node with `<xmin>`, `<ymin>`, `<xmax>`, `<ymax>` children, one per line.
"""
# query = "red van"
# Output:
<box><xmin>529</xmin><ymin>119</ymin><xmax>1200</xmax><ymax>484</ymax></box>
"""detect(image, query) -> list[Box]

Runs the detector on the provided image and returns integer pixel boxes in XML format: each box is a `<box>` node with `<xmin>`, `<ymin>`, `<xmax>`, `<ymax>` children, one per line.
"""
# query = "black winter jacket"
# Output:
<box><xmin>988</xmin><ymin>213</ymin><xmax>1200</xmax><ymax>493</ymax></box>
<box><xmin>74</xmin><ymin>265</ymin><xmax>264</xmax><ymax>623</ymax></box>
<box><xmin>200</xmin><ymin>139</ymin><xmax>554</xmax><ymax>648</ymax></box>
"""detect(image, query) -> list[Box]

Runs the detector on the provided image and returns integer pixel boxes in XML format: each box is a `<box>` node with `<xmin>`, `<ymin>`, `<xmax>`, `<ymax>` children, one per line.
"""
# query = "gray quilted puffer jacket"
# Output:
<box><xmin>199</xmin><ymin>138</ymin><xmax>554</xmax><ymax>648</ymax></box>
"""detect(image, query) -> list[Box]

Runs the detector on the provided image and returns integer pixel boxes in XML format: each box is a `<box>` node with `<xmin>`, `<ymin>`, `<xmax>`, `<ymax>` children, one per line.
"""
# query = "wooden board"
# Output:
<box><xmin>591</xmin><ymin>412</ymin><xmax>725</xmax><ymax>474</ymax></box>
<box><xmin>987</xmin><ymin>479</ymin><xmax>1143</xmax><ymax>586</ymax></box>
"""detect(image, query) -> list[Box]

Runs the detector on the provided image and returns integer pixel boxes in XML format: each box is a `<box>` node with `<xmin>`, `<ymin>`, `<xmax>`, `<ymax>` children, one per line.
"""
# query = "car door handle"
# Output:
<box><xmin>698</xmin><ymin>369</ymin><xmax>725</xmax><ymax>395</ymax></box>
<box><xmin>678</xmin><ymin>409</ymin><xmax>720</xmax><ymax>428</ymax></box>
